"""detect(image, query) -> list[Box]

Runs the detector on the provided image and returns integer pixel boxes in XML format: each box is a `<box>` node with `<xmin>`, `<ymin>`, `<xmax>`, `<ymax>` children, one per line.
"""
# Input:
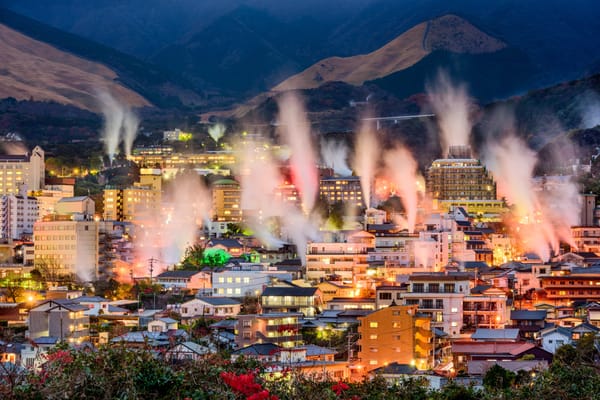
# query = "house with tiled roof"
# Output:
<box><xmin>179</xmin><ymin>297</ymin><xmax>241</xmax><ymax>319</ymax></box>
<box><xmin>155</xmin><ymin>269</ymin><xmax>211</xmax><ymax>291</ymax></box>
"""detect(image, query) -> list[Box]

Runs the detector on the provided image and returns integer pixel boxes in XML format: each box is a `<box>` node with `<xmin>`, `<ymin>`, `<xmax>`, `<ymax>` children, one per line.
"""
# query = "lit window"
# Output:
<box><xmin>369</xmin><ymin>322</ymin><xmax>378</xmax><ymax>328</ymax></box>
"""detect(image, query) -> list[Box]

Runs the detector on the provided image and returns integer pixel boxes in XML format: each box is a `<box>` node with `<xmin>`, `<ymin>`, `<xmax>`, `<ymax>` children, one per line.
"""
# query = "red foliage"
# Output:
<box><xmin>220</xmin><ymin>370</ymin><xmax>278</xmax><ymax>400</ymax></box>
<box><xmin>332</xmin><ymin>381</ymin><xmax>350</xmax><ymax>396</ymax></box>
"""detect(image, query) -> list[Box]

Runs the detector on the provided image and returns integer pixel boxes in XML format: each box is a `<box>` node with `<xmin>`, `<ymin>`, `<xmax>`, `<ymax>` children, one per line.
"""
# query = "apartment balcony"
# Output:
<box><xmin>256</xmin><ymin>331</ymin><xmax>302</xmax><ymax>344</ymax></box>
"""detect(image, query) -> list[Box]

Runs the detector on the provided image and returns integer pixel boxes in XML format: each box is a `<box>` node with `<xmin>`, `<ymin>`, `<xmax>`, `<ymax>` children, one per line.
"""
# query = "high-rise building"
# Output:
<box><xmin>427</xmin><ymin>146</ymin><xmax>496</xmax><ymax>202</ymax></box>
<box><xmin>319</xmin><ymin>176</ymin><xmax>363</xmax><ymax>209</ymax></box>
<box><xmin>212</xmin><ymin>178</ymin><xmax>242</xmax><ymax>222</ymax></box>
<box><xmin>0</xmin><ymin>194</ymin><xmax>38</xmax><ymax>239</ymax></box>
<box><xmin>103</xmin><ymin>169</ymin><xmax>162</xmax><ymax>222</ymax></box>
<box><xmin>357</xmin><ymin>304</ymin><xmax>432</xmax><ymax>371</ymax></box>
<box><xmin>0</xmin><ymin>146</ymin><xmax>45</xmax><ymax>195</ymax></box>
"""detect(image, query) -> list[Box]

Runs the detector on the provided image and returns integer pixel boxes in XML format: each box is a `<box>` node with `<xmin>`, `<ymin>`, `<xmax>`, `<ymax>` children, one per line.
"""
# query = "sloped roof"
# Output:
<box><xmin>452</xmin><ymin>341</ymin><xmax>535</xmax><ymax>356</ymax></box>
<box><xmin>195</xmin><ymin>297</ymin><xmax>240</xmax><ymax>306</ymax></box>
<box><xmin>373</xmin><ymin>362</ymin><xmax>418</xmax><ymax>375</ymax></box>
<box><xmin>302</xmin><ymin>344</ymin><xmax>336</xmax><ymax>357</ymax></box>
<box><xmin>232</xmin><ymin>343</ymin><xmax>281</xmax><ymax>356</ymax></box>
<box><xmin>261</xmin><ymin>286</ymin><xmax>317</xmax><ymax>297</ymax></box>
<box><xmin>207</xmin><ymin>238</ymin><xmax>243</xmax><ymax>248</ymax></box>
<box><xmin>472</xmin><ymin>329</ymin><xmax>520</xmax><ymax>341</ymax></box>
<box><xmin>156</xmin><ymin>270</ymin><xmax>203</xmax><ymax>279</ymax></box>
<box><xmin>511</xmin><ymin>310</ymin><xmax>547</xmax><ymax>321</ymax></box>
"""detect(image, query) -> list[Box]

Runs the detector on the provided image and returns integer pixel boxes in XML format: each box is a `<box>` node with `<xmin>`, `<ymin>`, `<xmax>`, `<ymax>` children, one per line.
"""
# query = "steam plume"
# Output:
<box><xmin>354</xmin><ymin>120</ymin><xmax>380</xmax><ymax>209</ymax></box>
<box><xmin>277</xmin><ymin>92</ymin><xmax>318</xmax><ymax>214</ymax></box>
<box><xmin>383</xmin><ymin>145</ymin><xmax>419</xmax><ymax>233</ymax></box>
<box><xmin>320</xmin><ymin>138</ymin><xmax>352</xmax><ymax>176</ymax></box>
<box><xmin>209</xmin><ymin>123</ymin><xmax>226</xmax><ymax>143</ymax></box>
<box><xmin>426</xmin><ymin>71</ymin><xmax>472</xmax><ymax>156</ymax></box>
<box><xmin>98</xmin><ymin>90</ymin><xmax>139</xmax><ymax>161</ymax></box>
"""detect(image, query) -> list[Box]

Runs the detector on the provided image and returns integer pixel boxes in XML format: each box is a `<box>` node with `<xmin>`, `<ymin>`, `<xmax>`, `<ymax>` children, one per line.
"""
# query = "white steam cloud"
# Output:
<box><xmin>320</xmin><ymin>138</ymin><xmax>352</xmax><ymax>176</ymax></box>
<box><xmin>384</xmin><ymin>145</ymin><xmax>419</xmax><ymax>233</ymax></box>
<box><xmin>426</xmin><ymin>71</ymin><xmax>472</xmax><ymax>156</ymax></box>
<box><xmin>483</xmin><ymin>110</ymin><xmax>580</xmax><ymax>261</ymax></box>
<box><xmin>98</xmin><ymin>91</ymin><xmax>139</xmax><ymax>162</ymax></box>
<box><xmin>277</xmin><ymin>92</ymin><xmax>318</xmax><ymax>214</ymax></box>
<box><xmin>354</xmin><ymin>120</ymin><xmax>380</xmax><ymax>209</ymax></box>
<box><xmin>208</xmin><ymin>123</ymin><xmax>226</xmax><ymax>143</ymax></box>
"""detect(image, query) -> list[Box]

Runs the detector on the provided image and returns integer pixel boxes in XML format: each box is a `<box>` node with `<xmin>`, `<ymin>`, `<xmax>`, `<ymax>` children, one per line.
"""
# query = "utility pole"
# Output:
<box><xmin>149</xmin><ymin>258</ymin><xmax>157</xmax><ymax>309</ymax></box>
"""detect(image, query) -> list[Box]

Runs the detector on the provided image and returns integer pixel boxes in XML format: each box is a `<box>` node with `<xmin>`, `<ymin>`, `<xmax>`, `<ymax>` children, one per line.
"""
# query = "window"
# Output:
<box><xmin>369</xmin><ymin>334</ymin><xmax>378</xmax><ymax>340</ymax></box>
<box><xmin>369</xmin><ymin>322</ymin><xmax>378</xmax><ymax>328</ymax></box>
<box><xmin>379</xmin><ymin>292</ymin><xmax>392</xmax><ymax>300</ymax></box>
<box><xmin>436</xmin><ymin>299</ymin><xmax>444</xmax><ymax>309</ymax></box>
<box><xmin>413</xmin><ymin>283</ymin><xmax>424</xmax><ymax>293</ymax></box>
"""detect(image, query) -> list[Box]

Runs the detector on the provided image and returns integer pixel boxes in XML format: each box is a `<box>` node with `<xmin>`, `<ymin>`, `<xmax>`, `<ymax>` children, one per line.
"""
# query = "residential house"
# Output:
<box><xmin>260</xmin><ymin>286</ymin><xmax>322</xmax><ymax>318</ymax></box>
<box><xmin>28</xmin><ymin>299</ymin><xmax>89</xmax><ymax>342</ymax></box>
<box><xmin>235</xmin><ymin>312</ymin><xmax>303</xmax><ymax>349</ymax></box>
<box><xmin>179</xmin><ymin>297</ymin><xmax>241</xmax><ymax>319</ymax></box>
<box><xmin>325</xmin><ymin>297</ymin><xmax>375</xmax><ymax>311</ymax></box>
<box><xmin>318</xmin><ymin>281</ymin><xmax>357</xmax><ymax>304</ymax></box>
<box><xmin>451</xmin><ymin>341</ymin><xmax>553</xmax><ymax>373</ymax></box>
<box><xmin>155</xmin><ymin>270</ymin><xmax>211</xmax><ymax>292</ymax></box>
<box><xmin>231</xmin><ymin>343</ymin><xmax>281</xmax><ymax>362</ymax></box>
<box><xmin>357</xmin><ymin>304</ymin><xmax>432</xmax><ymax>372</ymax></box>
<box><xmin>206</xmin><ymin>238</ymin><xmax>245</xmax><ymax>257</ymax></box>
<box><xmin>167</xmin><ymin>341</ymin><xmax>213</xmax><ymax>361</ymax></box>
<box><xmin>148</xmin><ymin>317</ymin><xmax>178</xmax><ymax>333</ymax></box>
<box><xmin>508</xmin><ymin>310</ymin><xmax>548</xmax><ymax>339</ymax></box>
<box><xmin>540</xmin><ymin>326</ymin><xmax>572</xmax><ymax>354</ymax></box>
<box><xmin>462</xmin><ymin>286</ymin><xmax>509</xmax><ymax>331</ymax></box>
<box><xmin>212</xmin><ymin>265</ymin><xmax>292</xmax><ymax>297</ymax></box>
<box><xmin>71</xmin><ymin>296</ymin><xmax>129</xmax><ymax>316</ymax></box>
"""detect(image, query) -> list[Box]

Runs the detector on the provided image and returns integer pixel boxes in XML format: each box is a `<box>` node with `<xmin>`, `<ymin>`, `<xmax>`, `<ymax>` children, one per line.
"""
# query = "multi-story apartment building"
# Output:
<box><xmin>400</xmin><ymin>272</ymin><xmax>471</xmax><ymax>337</ymax></box>
<box><xmin>211</xmin><ymin>267</ymin><xmax>292</xmax><ymax>297</ymax></box>
<box><xmin>571</xmin><ymin>226</ymin><xmax>600</xmax><ymax>253</ymax></box>
<box><xmin>130</xmin><ymin>148</ymin><xmax>236</xmax><ymax>171</ymax></box>
<box><xmin>235</xmin><ymin>312</ymin><xmax>303</xmax><ymax>348</ymax></box>
<box><xmin>462</xmin><ymin>286</ymin><xmax>509</xmax><ymax>331</ymax></box>
<box><xmin>306</xmin><ymin>231</ymin><xmax>375</xmax><ymax>281</ymax></box>
<box><xmin>103</xmin><ymin>168</ymin><xmax>161</xmax><ymax>222</ymax></box>
<box><xmin>260</xmin><ymin>286</ymin><xmax>321</xmax><ymax>318</ymax></box>
<box><xmin>357</xmin><ymin>304</ymin><xmax>431</xmax><ymax>371</ymax></box>
<box><xmin>212</xmin><ymin>178</ymin><xmax>242</xmax><ymax>222</ymax></box>
<box><xmin>0</xmin><ymin>194</ymin><xmax>38</xmax><ymax>239</ymax></box>
<box><xmin>319</xmin><ymin>176</ymin><xmax>363</xmax><ymax>210</ymax></box>
<box><xmin>540</xmin><ymin>266</ymin><xmax>600</xmax><ymax>305</ymax></box>
<box><xmin>33</xmin><ymin>180</ymin><xmax>75</xmax><ymax>219</ymax></box>
<box><xmin>33</xmin><ymin>215</ymin><xmax>99</xmax><ymax>280</ymax></box>
<box><xmin>0</xmin><ymin>146</ymin><xmax>44</xmax><ymax>195</ymax></box>
<box><xmin>28</xmin><ymin>299</ymin><xmax>89</xmax><ymax>343</ymax></box>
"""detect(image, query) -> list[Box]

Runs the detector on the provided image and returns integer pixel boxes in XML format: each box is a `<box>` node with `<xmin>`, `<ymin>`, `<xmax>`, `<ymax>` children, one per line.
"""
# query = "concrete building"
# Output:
<box><xmin>28</xmin><ymin>299</ymin><xmax>89</xmax><ymax>342</ymax></box>
<box><xmin>212</xmin><ymin>266</ymin><xmax>292</xmax><ymax>297</ymax></box>
<box><xmin>319</xmin><ymin>176</ymin><xmax>363</xmax><ymax>210</ymax></box>
<box><xmin>0</xmin><ymin>146</ymin><xmax>44</xmax><ymax>195</ymax></box>
<box><xmin>0</xmin><ymin>194</ymin><xmax>38</xmax><ymax>239</ymax></box>
<box><xmin>235</xmin><ymin>312</ymin><xmax>303</xmax><ymax>349</ymax></box>
<box><xmin>306</xmin><ymin>231</ymin><xmax>375</xmax><ymax>282</ymax></box>
<box><xmin>155</xmin><ymin>270</ymin><xmax>211</xmax><ymax>291</ymax></box>
<box><xmin>179</xmin><ymin>297</ymin><xmax>241</xmax><ymax>319</ymax></box>
<box><xmin>33</xmin><ymin>215</ymin><xmax>99</xmax><ymax>280</ymax></box>
<box><xmin>212</xmin><ymin>178</ymin><xmax>242</xmax><ymax>222</ymax></box>
<box><xmin>103</xmin><ymin>168</ymin><xmax>162</xmax><ymax>221</ymax></box>
<box><xmin>400</xmin><ymin>272</ymin><xmax>471</xmax><ymax>337</ymax></box>
<box><xmin>33</xmin><ymin>181</ymin><xmax>75</xmax><ymax>219</ymax></box>
<box><xmin>427</xmin><ymin>146</ymin><xmax>497</xmax><ymax>211</ymax></box>
<box><xmin>357</xmin><ymin>304</ymin><xmax>431</xmax><ymax>371</ymax></box>
<box><xmin>580</xmin><ymin>193</ymin><xmax>596</xmax><ymax>226</ymax></box>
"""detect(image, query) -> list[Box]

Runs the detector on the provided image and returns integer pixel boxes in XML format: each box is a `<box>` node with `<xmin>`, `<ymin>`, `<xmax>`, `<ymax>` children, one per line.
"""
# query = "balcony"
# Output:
<box><xmin>256</xmin><ymin>332</ymin><xmax>303</xmax><ymax>344</ymax></box>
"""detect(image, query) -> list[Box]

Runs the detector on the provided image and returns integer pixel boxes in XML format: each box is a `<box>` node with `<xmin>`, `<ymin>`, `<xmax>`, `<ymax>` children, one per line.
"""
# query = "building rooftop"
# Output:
<box><xmin>510</xmin><ymin>310</ymin><xmax>547</xmax><ymax>321</ymax></box>
<box><xmin>471</xmin><ymin>329</ymin><xmax>520</xmax><ymax>341</ymax></box>
<box><xmin>195</xmin><ymin>297</ymin><xmax>240</xmax><ymax>306</ymax></box>
<box><xmin>156</xmin><ymin>270</ymin><xmax>204</xmax><ymax>279</ymax></box>
<box><xmin>232</xmin><ymin>343</ymin><xmax>281</xmax><ymax>356</ymax></box>
<box><xmin>261</xmin><ymin>287</ymin><xmax>318</xmax><ymax>297</ymax></box>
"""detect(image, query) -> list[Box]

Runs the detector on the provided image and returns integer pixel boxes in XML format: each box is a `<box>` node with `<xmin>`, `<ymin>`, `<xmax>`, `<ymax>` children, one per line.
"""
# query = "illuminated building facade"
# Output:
<box><xmin>103</xmin><ymin>169</ymin><xmax>162</xmax><ymax>222</ymax></box>
<box><xmin>540</xmin><ymin>266</ymin><xmax>600</xmax><ymax>304</ymax></box>
<box><xmin>235</xmin><ymin>312</ymin><xmax>303</xmax><ymax>348</ymax></box>
<box><xmin>357</xmin><ymin>304</ymin><xmax>431</xmax><ymax>371</ymax></box>
<box><xmin>400</xmin><ymin>272</ymin><xmax>471</xmax><ymax>337</ymax></box>
<box><xmin>33</xmin><ymin>215</ymin><xmax>99</xmax><ymax>279</ymax></box>
<box><xmin>319</xmin><ymin>176</ymin><xmax>363</xmax><ymax>209</ymax></box>
<box><xmin>427</xmin><ymin>146</ymin><xmax>496</xmax><ymax>203</ymax></box>
<box><xmin>0</xmin><ymin>146</ymin><xmax>45</xmax><ymax>195</ymax></box>
<box><xmin>0</xmin><ymin>194</ymin><xmax>38</xmax><ymax>239</ymax></box>
<box><xmin>212</xmin><ymin>178</ymin><xmax>242</xmax><ymax>222</ymax></box>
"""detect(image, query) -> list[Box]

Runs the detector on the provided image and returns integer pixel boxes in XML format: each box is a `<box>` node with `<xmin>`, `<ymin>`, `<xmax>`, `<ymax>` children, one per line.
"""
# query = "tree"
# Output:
<box><xmin>483</xmin><ymin>364</ymin><xmax>516</xmax><ymax>392</ymax></box>
<box><xmin>181</xmin><ymin>243</ymin><xmax>205</xmax><ymax>269</ymax></box>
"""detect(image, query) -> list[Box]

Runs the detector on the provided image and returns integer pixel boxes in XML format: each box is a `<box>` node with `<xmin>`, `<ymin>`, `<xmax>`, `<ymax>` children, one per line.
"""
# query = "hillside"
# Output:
<box><xmin>0</xmin><ymin>23</ymin><xmax>150</xmax><ymax>111</ymax></box>
<box><xmin>0</xmin><ymin>7</ymin><xmax>206</xmax><ymax>109</ymax></box>
<box><xmin>275</xmin><ymin>15</ymin><xmax>505</xmax><ymax>91</ymax></box>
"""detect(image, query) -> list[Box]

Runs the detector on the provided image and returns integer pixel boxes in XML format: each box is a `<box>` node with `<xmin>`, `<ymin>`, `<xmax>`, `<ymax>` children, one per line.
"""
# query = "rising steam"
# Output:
<box><xmin>383</xmin><ymin>145</ymin><xmax>419</xmax><ymax>233</ymax></box>
<box><xmin>277</xmin><ymin>92</ymin><xmax>318</xmax><ymax>214</ymax></box>
<box><xmin>354</xmin><ymin>120</ymin><xmax>380</xmax><ymax>209</ymax></box>
<box><xmin>482</xmin><ymin>109</ymin><xmax>579</xmax><ymax>260</ymax></box>
<box><xmin>427</xmin><ymin>71</ymin><xmax>472</xmax><ymax>156</ymax></box>
<box><xmin>98</xmin><ymin>91</ymin><xmax>139</xmax><ymax>162</ymax></box>
<box><xmin>208</xmin><ymin>123</ymin><xmax>226</xmax><ymax>143</ymax></box>
<box><xmin>320</xmin><ymin>138</ymin><xmax>352</xmax><ymax>176</ymax></box>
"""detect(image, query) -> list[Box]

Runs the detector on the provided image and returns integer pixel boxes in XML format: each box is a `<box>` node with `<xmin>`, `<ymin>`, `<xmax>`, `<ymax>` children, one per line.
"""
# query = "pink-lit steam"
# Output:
<box><xmin>277</xmin><ymin>92</ymin><xmax>318</xmax><ymax>214</ymax></box>
<box><xmin>483</xmin><ymin>131</ymin><xmax>579</xmax><ymax>261</ymax></box>
<box><xmin>353</xmin><ymin>120</ymin><xmax>380</xmax><ymax>209</ymax></box>
<box><xmin>383</xmin><ymin>145</ymin><xmax>419</xmax><ymax>233</ymax></box>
